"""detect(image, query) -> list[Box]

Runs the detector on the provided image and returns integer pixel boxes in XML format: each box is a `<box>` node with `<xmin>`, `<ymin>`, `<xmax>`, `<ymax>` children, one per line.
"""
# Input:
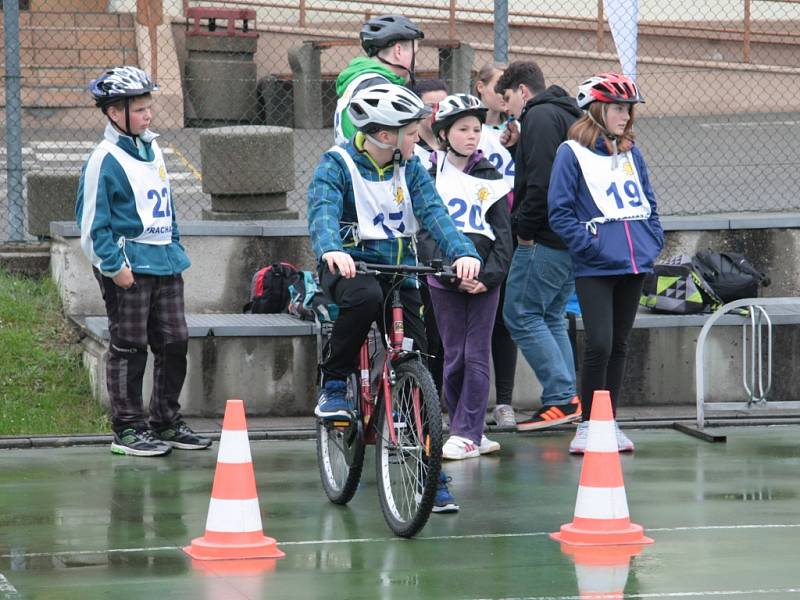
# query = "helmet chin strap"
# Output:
<box><xmin>586</xmin><ymin>105</ymin><xmax>620</xmax><ymax>169</ymax></box>
<box><xmin>376</xmin><ymin>43</ymin><xmax>417</xmax><ymax>88</ymax></box>
<box><xmin>107</xmin><ymin>97</ymin><xmax>137</xmax><ymax>139</ymax></box>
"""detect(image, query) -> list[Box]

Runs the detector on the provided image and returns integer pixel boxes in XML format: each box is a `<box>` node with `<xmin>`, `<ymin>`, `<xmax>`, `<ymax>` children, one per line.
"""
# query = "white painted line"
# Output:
<box><xmin>699</xmin><ymin>120</ymin><xmax>800</xmax><ymax>129</ymax></box>
<box><xmin>4</xmin><ymin>522</ymin><xmax>800</xmax><ymax>560</ymax></box>
<box><xmin>33</xmin><ymin>141</ymin><xmax>95</xmax><ymax>149</ymax></box>
<box><xmin>168</xmin><ymin>172</ymin><xmax>197</xmax><ymax>181</ymax></box>
<box><xmin>466</xmin><ymin>588</ymin><xmax>800</xmax><ymax>599</ymax></box>
<box><xmin>35</xmin><ymin>153</ymin><xmax>90</xmax><ymax>162</ymax></box>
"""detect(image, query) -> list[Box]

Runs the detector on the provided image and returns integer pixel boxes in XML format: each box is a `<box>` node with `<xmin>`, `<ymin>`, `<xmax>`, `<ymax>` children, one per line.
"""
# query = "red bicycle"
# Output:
<box><xmin>316</xmin><ymin>261</ymin><xmax>451</xmax><ymax>537</ymax></box>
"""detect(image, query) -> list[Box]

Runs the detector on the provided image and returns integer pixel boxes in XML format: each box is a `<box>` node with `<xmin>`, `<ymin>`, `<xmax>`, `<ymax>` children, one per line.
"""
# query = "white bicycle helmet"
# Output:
<box><xmin>348</xmin><ymin>84</ymin><xmax>431</xmax><ymax>133</ymax></box>
<box><xmin>431</xmin><ymin>93</ymin><xmax>487</xmax><ymax>137</ymax></box>
<box><xmin>89</xmin><ymin>66</ymin><xmax>159</xmax><ymax>107</ymax></box>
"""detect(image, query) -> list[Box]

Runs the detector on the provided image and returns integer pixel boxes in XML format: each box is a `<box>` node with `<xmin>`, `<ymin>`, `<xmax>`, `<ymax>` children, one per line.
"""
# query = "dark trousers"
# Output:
<box><xmin>574</xmin><ymin>274</ymin><xmax>645</xmax><ymax>419</ymax></box>
<box><xmin>419</xmin><ymin>283</ymin><xmax>444</xmax><ymax>394</ymax></box>
<box><xmin>95</xmin><ymin>271</ymin><xmax>188</xmax><ymax>432</ymax></box>
<box><xmin>320</xmin><ymin>269</ymin><xmax>427</xmax><ymax>381</ymax></box>
<box><xmin>491</xmin><ymin>279</ymin><xmax>517</xmax><ymax>405</ymax></box>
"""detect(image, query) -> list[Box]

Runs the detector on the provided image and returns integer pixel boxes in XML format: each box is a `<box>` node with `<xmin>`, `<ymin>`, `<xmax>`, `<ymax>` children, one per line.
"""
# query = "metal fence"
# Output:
<box><xmin>3</xmin><ymin>0</ymin><xmax>800</xmax><ymax>243</ymax></box>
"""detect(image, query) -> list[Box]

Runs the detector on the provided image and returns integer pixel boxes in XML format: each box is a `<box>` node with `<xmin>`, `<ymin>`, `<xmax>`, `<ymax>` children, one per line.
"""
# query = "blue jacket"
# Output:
<box><xmin>547</xmin><ymin>138</ymin><xmax>664</xmax><ymax>278</ymax></box>
<box><xmin>307</xmin><ymin>133</ymin><xmax>480</xmax><ymax>267</ymax></box>
<box><xmin>76</xmin><ymin>123</ymin><xmax>190</xmax><ymax>278</ymax></box>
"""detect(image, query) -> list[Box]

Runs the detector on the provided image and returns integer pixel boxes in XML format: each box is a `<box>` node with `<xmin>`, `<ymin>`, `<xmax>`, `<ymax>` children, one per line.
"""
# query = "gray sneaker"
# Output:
<box><xmin>492</xmin><ymin>404</ymin><xmax>517</xmax><ymax>430</ymax></box>
<box><xmin>111</xmin><ymin>427</ymin><xmax>172</xmax><ymax>457</ymax></box>
<box><xmin>569</xmin><ymin>421</ymin><xmax>590</xmax><ymax>455</ymax></box>
<box><xmin>615</xmin><ymin>422</ymin><xmax>635</xmax><ymax>452</ymax></box>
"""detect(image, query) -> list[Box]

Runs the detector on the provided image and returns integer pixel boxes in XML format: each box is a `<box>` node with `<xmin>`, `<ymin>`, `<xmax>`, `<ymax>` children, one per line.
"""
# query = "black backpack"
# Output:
<box><xmin>243</xmin><ymin>262</ymin><xmax>301</xmax><ymax>314</ymax></box>
<box><xmin>692</xmin><ymin>249</ymin><xmax>770</xmax><ymax>303</ymax></box>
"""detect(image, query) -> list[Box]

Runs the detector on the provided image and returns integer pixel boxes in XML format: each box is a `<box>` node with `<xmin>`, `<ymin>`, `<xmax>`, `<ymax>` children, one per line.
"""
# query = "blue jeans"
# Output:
<box><xmin>503</xmin><ymin>243</ymin><xmax>576</xmax><ymax>405</ymax></box>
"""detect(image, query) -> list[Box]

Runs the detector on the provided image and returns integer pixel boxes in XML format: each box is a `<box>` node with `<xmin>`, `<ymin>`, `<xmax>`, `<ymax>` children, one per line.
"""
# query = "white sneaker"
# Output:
<box><xmin>478</xmin><ymin>435</ymin><xmax>501</xmax><ymax>455</ymax></box>
<box><xmin>569</xmin><ymin>421</ymin><xmax>590</xmax><ymax>455</ymax></box>
<box><xmin>442</xmin><ymin>435</ymin><xmax>480</xmax><ymax>460</ymax></box>
<box><xmin>615</xmin><ymin>422</ymin><xmax>635</xmax><ymax>452</ymax></box>
<box><xmin>492</xmin><ymin>404</ymin><xmax>516</xmax><ymax>429</ymax></box>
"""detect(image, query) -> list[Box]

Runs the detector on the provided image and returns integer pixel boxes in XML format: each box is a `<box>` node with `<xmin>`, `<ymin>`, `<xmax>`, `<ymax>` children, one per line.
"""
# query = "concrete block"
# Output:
<box><xmin>288</xmin><ymin>42</ymin><xmax>323</xmax><ymax>130</ymax></box>
<box><xmin>200</xmin><ymin>126</ymin><xmax>294</xmax><ymax>195</ymax></box>
<box><xmin>27</xmin><ymin>172</ymin><xmax>79</xmax><ymax>238</ymax></box>
<box><xmin>81</xmin><ymin>324</ymin><xmax>318</xmax><ymax>417</ymax></box>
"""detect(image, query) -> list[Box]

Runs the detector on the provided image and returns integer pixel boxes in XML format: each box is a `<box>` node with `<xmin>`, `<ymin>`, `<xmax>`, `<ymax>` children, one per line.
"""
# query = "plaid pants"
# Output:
<box><xmin>96</xmin><ymin>271</ymin><xmax>189</xmax><ymax>432</ymax></box>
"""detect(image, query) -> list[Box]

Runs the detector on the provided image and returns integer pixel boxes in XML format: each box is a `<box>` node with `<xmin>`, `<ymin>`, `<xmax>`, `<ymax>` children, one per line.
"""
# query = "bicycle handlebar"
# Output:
<box><xmin>355</xmin><ymin>260</ymin><xmax>456</xmax><ymax>278</ymax></box>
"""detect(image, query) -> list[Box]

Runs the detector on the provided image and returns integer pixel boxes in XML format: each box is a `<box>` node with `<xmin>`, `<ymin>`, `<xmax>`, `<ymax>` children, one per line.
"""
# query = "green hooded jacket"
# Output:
<box><xmin>334</xmin><ymin>57</ymin><xmax>406</xmax><ymax>143</ymax></box>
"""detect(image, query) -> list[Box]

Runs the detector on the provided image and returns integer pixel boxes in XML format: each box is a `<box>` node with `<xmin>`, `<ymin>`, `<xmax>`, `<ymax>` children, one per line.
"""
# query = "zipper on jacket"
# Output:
<box><xmin>623</xmin><ymin>221</ymin><xmax>638</xmax><ymax>274</ymax></box>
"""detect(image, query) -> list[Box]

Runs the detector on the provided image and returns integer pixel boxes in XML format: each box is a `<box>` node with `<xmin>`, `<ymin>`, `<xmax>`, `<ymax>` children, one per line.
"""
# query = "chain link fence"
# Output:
<box><xmin>3</xmin><ymin>0</ymin><xmax>800</xmax><ymax>244</ymax></box>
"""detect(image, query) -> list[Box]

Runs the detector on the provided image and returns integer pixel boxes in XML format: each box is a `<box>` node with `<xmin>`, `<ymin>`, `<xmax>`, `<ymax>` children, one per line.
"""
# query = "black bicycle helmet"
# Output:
<box><xmin>360</xmin><ymin>15</ymin><xmax>424</xmax><ymax>57</ymax></box>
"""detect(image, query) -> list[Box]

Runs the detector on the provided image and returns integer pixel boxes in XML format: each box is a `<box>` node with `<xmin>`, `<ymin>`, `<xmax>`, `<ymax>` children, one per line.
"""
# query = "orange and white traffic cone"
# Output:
<box><xmin>560</xmin><ymin>544</ymin><xmax>644</xmax><ymax>599</ymax></box>
<box><xmin>184</xmin><ymin>399</ymin><xmax>285</xmax><ymax>560</ymax></box>
<box><xmin>550</xmin><ymin>390</ymin><xmax>653</xmax><ymax>546</ymax></box>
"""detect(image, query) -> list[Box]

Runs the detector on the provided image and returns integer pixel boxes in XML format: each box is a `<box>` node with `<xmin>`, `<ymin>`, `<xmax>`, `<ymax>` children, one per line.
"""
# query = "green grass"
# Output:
<box><xmin>0</xmin><ymin>269</ymin><xmax>110</xmax><ymax>435</ymax></box>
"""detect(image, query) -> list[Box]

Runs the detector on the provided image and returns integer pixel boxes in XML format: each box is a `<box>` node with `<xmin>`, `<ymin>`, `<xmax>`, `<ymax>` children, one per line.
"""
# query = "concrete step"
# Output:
<box><xmin>1</xmin><ymin>86</ymin><xmax>89</xmax><ymax>108</ymax></box>
<box><xmin>0</xmin><ymin>243</ymin><xmax>50</xmax><ymax>276</ymax></box>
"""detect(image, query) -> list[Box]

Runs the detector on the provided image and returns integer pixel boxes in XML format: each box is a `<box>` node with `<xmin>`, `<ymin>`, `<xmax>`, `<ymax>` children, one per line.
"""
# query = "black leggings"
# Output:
<box><xmin>491</xmin><ymin>279</ymin><xmax>517</xmax><ymax>405</ymax></box>
<box><xmin>320</xmin><ymin>268</ymin><xmax>427</xmax><ymax>381</ymax></box>
<box><xmin>574</xmin><ymin>274</ymin><xmax>645</xmax><ymax>419</ymax></box>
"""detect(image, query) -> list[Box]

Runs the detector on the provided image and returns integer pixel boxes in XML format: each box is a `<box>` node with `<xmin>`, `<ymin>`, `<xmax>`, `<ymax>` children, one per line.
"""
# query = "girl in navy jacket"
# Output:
<box><xmin>547</xmin><ymin>73</ymin><xmax>664</xmax><ymax>454</ymax></box>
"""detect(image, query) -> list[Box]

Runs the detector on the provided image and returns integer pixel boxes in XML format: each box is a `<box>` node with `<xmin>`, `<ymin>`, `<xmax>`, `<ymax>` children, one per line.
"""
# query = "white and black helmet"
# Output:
<box><xmin>431</xmin><ymin>93</ymin><xmax>487</xmax><ymax>136</ymax></box>
<box><xmin>89</xmin><ymin>66</ymin><xmax>159</xmax><ymax>106</ymax></box>
<box><xmin>348</xmin><ymin>84</ymin><xmax>431</xmax><ymax>133</ymax></box>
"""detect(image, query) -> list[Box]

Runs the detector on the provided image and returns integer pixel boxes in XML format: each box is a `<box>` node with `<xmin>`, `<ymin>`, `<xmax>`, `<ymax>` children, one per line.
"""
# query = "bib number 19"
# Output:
<box><xmin>606</xmin><ymin>180</ymin><xmax>642</xmax><ymax>209</ymax></box>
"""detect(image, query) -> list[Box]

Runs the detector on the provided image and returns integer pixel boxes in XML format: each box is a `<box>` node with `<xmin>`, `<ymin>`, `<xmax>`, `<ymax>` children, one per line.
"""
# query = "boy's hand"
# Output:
<box><xmin>112</xmin><ymin>267</ymin><xmax>135</xmax><ymax>289</ymax></box>
<box><xmin>322</xmin><ymin>251</ymin><xmax>356</xmax><ymax>279</ymax></box>
<box><xmin>468</xmin><ymin>281</ymin><xmax>488</xmax><ymax>294</ymax></box>
<box><xmin>500</xmin><ymin>120</ymin><xmax>519</xmax><ymax>148</ymax></box>
<box><xmin>452</xmin><ymin>257</ymin><xmax>481</xmax><ymax>281</ymax></box>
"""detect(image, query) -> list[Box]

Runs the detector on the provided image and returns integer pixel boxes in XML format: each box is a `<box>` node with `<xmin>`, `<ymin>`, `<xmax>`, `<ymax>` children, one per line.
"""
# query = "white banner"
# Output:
<box><xmin>604</xmin><ymin>0</ymin><xmax>639</xmax><ymax>80</ymax></box>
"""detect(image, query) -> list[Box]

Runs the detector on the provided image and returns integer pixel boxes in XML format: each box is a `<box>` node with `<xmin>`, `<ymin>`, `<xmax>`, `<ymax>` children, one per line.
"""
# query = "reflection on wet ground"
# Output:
<box><xmin>2</xmin><ymin>427</ymin><xmax>800</xmax><ymax>598</ymax></box>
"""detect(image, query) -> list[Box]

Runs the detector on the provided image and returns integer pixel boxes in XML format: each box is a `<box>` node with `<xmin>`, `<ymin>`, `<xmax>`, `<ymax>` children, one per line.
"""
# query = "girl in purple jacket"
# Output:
<box><xmin>547</xmin><ymin>73</ymin><xmax>664</xmax><ymax>454</ymax></box>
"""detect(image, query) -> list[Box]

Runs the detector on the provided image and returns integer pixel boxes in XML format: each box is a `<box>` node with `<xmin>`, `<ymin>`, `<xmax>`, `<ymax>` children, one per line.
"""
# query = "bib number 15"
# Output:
<box><xmin>606</xmin><ymin>180</ymin><xmax>642</xmax><ymax>209</ymax></box>
<box><xmin>148</xmin><ymin>188</ymin><xmax>171</xmax><ymax>218</ymax></box>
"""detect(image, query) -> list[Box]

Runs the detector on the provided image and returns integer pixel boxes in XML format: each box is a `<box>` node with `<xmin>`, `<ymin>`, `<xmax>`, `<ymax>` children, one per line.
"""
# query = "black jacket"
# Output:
<box><xmin>511</xmin><ymin>85</ymin><xmax>582</xmax><ymax>248</ymax></box>
<box><xmin>417</xmin><ymin>155</ymin><xmax>513</xmax><ymax>290</ymax></box>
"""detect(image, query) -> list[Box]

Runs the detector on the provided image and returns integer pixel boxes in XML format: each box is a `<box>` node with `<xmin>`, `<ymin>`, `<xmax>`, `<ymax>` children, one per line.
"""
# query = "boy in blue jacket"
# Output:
<box><xmin>77</xmin><ymin>66</ymin><xmax>210</xmax><ymax>457</ymax></box>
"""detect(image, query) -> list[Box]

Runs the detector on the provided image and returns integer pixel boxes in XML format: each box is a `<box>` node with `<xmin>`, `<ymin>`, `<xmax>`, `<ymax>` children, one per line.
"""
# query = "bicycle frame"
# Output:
<box><xmin>357</xmin><ymin>288</ymin><xmax>425</xmax><ymax>449</ymax></box>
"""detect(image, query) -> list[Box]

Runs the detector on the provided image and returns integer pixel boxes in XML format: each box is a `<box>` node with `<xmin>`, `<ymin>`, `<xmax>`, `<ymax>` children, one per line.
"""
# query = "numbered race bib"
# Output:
<box><xmin>479</xmin><ymin>125</ymin><xmax>515</xmax><ymax>189</ymax></box>
<box><xmin>100</xmin><ymin>139</ymin><xmax>173</xmax><ymax>245</ymax></box>
<box><xmin>329</xmin><ymin>145</ymin><xmax>418</xmax><ymax>241</ymax></box>
<box><xmin>565</xmin><ymin>140</ymin><xmax>650</xmax><ymax>225</ymax></box>
<box><xmin>435</xmin><ymin>152</ymin><xmax>510</xmax><ymax>241</ymax></box>
<box><xmin>413</xmin><ymin>143</ymin><xmax>434</xmax><ymax>170</ymax></box>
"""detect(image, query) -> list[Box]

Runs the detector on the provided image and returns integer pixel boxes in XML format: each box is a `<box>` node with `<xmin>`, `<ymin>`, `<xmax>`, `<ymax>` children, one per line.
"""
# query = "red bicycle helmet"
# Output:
<box><xmin>575</xmin><ymin>73</ymin><xmax>644</xmax><ymax>109</ymax></box>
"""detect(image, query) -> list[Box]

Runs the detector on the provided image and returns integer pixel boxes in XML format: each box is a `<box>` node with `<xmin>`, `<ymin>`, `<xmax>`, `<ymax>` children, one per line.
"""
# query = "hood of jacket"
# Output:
<box><xmin>520</xmin><ymin>85</ymin><xmax>583</xmax><ymax>121</ymax></box>
<box><xmin>335</xmin><ymin>57</ymin><xmax>406</xmax><ymax>96</ymax></box>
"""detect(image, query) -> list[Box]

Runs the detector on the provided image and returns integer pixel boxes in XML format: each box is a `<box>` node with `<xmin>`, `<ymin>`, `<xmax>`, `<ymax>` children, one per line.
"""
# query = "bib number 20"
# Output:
<box><xmin>448</xmin><ymin>198</ymin><xmax>485</xmax><ymax>231</ymax></box>
<box><xmin>148</xmin><ymin>188</ymin><xmax>171</xmax><ymax>218</ymax></box>
<box><xmin>606</xmin><ymin>180</ymin><xmax>642</xmax><ymax>209</ymax></box>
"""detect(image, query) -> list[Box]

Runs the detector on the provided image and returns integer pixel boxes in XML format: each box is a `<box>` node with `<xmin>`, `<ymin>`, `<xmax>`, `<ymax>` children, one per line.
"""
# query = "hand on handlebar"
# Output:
<box><xmin>452</xmin><ymin>256</ymin><xmax>481</xmax><ymax>281</ymax></box>
<box><xmin>322</xmin><ymin>251</ymin><xmax>356</xmax><ymax>279</ymax></box>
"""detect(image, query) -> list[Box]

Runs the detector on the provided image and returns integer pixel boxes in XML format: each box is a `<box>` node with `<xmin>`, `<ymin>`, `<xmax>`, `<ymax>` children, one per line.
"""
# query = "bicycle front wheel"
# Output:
<box><xmin>375</xmin><ymin>360</ymin><xmax>443</xmax><ymax>537</ymax></box>
<box><xmin>316</xmin><ymin>375</ymin><xmax>365</xmax><ymax>505</ymax></box>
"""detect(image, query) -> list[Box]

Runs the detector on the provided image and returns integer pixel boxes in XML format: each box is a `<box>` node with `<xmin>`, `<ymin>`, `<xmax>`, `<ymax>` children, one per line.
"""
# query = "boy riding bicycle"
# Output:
<box><xmin>308</xmin><ymin>83</ymin><xmax>482</xmax><ymax>424</ymax></box>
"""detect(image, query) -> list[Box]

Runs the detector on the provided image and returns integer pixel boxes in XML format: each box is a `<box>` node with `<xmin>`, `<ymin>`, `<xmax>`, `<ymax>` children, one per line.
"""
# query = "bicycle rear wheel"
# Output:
<box><xmin>375</xmin><ymin>360</ymin><xmax>442</xmax><ymax>537</ymax></box>
<box><xmin>316</xmin><ymin>375</ymin><xmax>365</xmax><ymax>504</ymax></box>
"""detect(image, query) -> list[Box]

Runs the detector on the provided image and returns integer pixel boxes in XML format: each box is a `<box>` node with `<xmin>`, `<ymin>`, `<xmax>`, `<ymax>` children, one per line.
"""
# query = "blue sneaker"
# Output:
<box><xmin>314</xmin><ymin>379</ymin><xmax>351</xmax><ymax>420</ymax></box>
<box><xmin>433</xmin><ymin>471</ymin><xmax>459</xmax><ymax>513</ymax></box>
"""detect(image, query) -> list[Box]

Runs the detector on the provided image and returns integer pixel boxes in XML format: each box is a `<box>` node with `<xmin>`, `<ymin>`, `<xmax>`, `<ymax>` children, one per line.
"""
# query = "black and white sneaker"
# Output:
<box><xmin>111</xmin><ymin>427</ymin><xmax>172</xmax><ymax>457</ymax></box>
<box><xmin>155</xmin><ymin>421</ymin><xmax>212</xmax><ymax>450</ymax></box>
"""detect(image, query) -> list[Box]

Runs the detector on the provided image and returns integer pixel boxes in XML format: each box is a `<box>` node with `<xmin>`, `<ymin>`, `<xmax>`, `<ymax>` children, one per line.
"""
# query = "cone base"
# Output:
<box><xmin>183</xmin><ymin>534</ymin><xmax>286</xmax><ymax>560</ymax></box>
<box><xmin>550</xmin><ymin>522</ymin><xmax>653</xmax><ymax>546</ymax></box>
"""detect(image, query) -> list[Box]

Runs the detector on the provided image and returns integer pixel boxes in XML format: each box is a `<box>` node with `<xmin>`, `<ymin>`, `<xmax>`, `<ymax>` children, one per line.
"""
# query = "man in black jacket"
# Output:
<box><xmin>495</xmin><ymin>61</ymin><xmax>584</xmax><ymax>432</ymax></box>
